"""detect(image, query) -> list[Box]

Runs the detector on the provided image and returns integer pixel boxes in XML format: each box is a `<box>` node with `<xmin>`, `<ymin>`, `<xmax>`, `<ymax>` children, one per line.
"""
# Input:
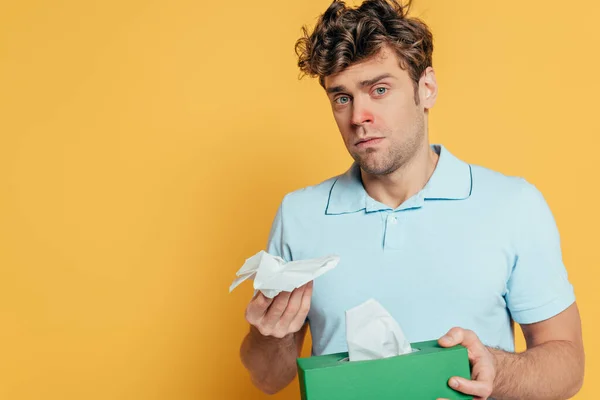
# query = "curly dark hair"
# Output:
<box><xmin>295</xmin><ymin>0</ymin><xmax>433</xmax><ymax>103</ymax></box>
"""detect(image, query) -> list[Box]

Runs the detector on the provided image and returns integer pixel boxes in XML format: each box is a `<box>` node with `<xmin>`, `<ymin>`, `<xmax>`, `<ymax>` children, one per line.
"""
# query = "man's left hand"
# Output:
<box><xmin>436</xmin><ymin>327</ymin><xmax>496</xmax><ymax>400</ymax></box>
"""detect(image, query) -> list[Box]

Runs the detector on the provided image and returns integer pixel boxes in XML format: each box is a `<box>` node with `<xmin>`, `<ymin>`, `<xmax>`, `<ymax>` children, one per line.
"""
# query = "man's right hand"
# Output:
<box><xmin>245</xmin><ymin>281</ymin><xmax>313</xmax><ymax>339</ymax></box>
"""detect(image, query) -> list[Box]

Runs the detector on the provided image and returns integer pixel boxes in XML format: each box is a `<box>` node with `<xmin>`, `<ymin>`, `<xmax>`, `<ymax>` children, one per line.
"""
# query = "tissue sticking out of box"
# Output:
<box><xmin>345</xmin><ymin>298</ymin><xmax>413</xmax><ymax>362</ymax></box>
<box><xmin>229</xmin><ymin>250</ymin><xmax>340</xmax><ymax>298</ymax></box>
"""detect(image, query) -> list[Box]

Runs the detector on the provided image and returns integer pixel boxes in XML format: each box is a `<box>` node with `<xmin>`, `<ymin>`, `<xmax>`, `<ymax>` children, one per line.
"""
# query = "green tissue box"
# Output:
<box><xmin>297</xmin><ymin>339</ymin><xmax>472</xmax><ymax>400</ymax></box>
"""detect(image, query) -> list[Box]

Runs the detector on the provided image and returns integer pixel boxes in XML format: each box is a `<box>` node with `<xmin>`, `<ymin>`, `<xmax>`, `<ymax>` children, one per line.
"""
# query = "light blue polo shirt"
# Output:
<box><xmin>266</xmin><ymin>144</ymin><xmax>575</xmax><ymax>356</ymax></box>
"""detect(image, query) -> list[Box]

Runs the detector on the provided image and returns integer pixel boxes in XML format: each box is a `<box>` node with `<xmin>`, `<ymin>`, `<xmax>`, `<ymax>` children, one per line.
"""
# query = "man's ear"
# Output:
<box><xmin>419</xmin><ymin>67</ymin><xmax>438</xmax><ymax>109</ymax></box>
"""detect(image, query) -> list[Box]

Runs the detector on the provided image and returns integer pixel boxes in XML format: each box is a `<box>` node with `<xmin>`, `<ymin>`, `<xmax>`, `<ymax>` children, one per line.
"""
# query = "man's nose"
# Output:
<box><xmin>350</xmin><ymin>98</ymin><xmax>374</xmax><ymax>126</ymax></box>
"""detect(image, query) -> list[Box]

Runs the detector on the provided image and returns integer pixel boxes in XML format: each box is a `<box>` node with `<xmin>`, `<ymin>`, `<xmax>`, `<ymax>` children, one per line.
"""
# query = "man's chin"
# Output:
<box><xmin>357</xmin><ymin>160</ymin><xmax>398</xmax><ymax>176</ymax></box>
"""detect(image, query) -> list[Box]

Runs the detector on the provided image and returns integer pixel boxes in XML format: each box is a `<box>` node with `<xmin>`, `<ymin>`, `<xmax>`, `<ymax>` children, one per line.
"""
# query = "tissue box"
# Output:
<box><xmin>297</xmin><ymin>339</ymin><xmax>472</xmax><ymax>400</ymax></box>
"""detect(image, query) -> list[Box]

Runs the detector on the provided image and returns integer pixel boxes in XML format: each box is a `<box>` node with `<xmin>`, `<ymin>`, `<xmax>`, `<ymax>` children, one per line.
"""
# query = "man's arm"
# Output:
<box><xmin>239</xmin><ymin>282</ymin><xmax>312</xmax><ymax>394</ymax></box>
<box><xmin>240</xmin><ymin>322</ymin><xmax>308</xmax><ymax>394</ymax></box>
<box><xmin>438</xmin><ymin>303</ymin><xmax>585</xmax><ymax>400</ymax></box>
<box><xmin>490</xmin><ymin>302</ymin><xmax>584</xmax><ymax>399</ymax></box>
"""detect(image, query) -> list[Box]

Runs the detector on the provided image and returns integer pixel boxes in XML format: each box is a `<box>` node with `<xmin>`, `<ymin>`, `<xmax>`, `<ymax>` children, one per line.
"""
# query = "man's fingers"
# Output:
<box><xmin>304</xmin><ymin>280</ymin><xmax>314</xmax><ymax>297</ymax></box>
<box><xmin>246</xmin><ymin>281</ymin><xmax>314</xmax><ymax>338</ymax></box>
<box><xmin>448</xmin><ymin>376</ymin><xmax>493</xmax><ymax>400</ymax></box>
<box><xmin>245</xmin><ymin>292</ymin><xmax>273</xmax><ymax>324</ymax></box>
<box><xmin>275</xmin><ymin>285</ymin><xmax>307</xmax><ymax>332</ymax></box>
<box><xmin>439</xmin><ymin>327</ymin><xmax>471</xmax><ymax>346</ymax></box>
<box><xmin>439</xmin><ymin>328</ymin><xmax>486</xmax><ymax>357</ymax></box>
<box><xmin>288</xmin><ymin>281</ymin><xmax>313</xmax><ymax>332</ymax></box>
<box><xmin>437</xmin><ymin>328</ymin><xmax>495</xmax><ymax>399</ymax></box>
<box><xmin>260</xmin><ymin>290</ymin><xmax>292</xmax><ymax>328</ymax></box>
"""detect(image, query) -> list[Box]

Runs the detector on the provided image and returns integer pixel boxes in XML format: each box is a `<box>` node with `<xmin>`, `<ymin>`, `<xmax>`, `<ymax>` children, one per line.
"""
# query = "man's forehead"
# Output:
<box><xmin>323</xmin><ymin>47</ymin><xmax>404</xmax><ymax>89</ymax></box>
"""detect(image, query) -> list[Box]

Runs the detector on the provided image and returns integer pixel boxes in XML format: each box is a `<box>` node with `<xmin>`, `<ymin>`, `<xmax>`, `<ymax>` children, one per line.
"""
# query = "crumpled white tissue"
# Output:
<box><xmin>229</xmin><ymin>250</ymin><xmax>340</xmax><ymax>298</ymax></box>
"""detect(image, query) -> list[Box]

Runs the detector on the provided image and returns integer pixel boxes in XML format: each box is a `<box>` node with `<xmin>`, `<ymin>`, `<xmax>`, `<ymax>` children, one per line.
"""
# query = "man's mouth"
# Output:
<box><xmin>355</xmin><ymin>137</ymin><xmax>384</xmax><ymax>147</ymax></box>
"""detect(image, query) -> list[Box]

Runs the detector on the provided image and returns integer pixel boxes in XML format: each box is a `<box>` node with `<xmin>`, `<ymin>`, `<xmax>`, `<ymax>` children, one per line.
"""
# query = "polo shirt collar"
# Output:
<box><xmin>325</xmin><ymin>144</ymin><xmax>472</xmax><ymax>215</ymax></box>
<box><xmin>423</xmin><ymin>144</ymin><xmax>472</xmax><ymax>200</ymax></box>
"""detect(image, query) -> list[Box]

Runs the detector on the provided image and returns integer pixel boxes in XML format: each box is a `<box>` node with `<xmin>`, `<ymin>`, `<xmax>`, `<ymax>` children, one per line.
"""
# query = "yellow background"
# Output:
<box><xmin>1</xmin><ymin>0</ymin><xmax>598</xmax><ymax>399</ymax></box>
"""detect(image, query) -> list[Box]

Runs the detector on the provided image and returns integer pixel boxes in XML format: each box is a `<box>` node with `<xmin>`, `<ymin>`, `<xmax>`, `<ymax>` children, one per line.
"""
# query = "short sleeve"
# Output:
<box><xmin>505</xmin><ymin>180</ymin><xmax>575</xmax><ymax>324</ymax></box>
<box><xmin>266</xmin><ymin>198</ymin><xmax>292</xmax><ymax>262</ymax></box>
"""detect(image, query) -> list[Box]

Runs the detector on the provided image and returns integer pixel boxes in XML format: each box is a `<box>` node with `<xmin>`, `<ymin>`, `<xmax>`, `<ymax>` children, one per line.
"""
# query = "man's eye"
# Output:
<box><xmin>375</xmin><ymin>87</ymin><xmax>387</xmax><ymax>95</ymax></box>
<box><xmin>335</xmin><ymin>96</ymin><xmax>350</xmax><ymax>104</ymax></box>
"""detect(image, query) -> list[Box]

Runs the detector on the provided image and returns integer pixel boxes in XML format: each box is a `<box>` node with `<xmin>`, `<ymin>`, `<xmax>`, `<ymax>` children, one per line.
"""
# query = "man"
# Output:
<box><xmin>239</xmin><ymin>0</ymin><xmax>585</xmax><ymax>398</ymax></box>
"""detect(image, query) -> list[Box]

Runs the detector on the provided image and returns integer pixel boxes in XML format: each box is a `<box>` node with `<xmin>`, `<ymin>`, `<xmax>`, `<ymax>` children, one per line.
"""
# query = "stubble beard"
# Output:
<box><xmin>351</xmin><ymin>114</ymin><xmax>425</xmax><ymax>177</ymax></box>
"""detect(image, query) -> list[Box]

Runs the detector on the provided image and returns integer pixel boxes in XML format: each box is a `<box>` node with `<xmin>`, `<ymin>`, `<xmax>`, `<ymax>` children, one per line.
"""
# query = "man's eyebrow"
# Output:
<box><xmin>359</xmin><ymin>73</ymin><xmax>394</xmax><ymax>87</ymax></box>
<box><xmin>325</xmin><ymin>73</ymin><xmax>395</xmax><ymax>94</ymax></box>
<box><xmin>326</xmin><ymin>85</ymin><xmax>347</xmax><ymax>94</ymax></box>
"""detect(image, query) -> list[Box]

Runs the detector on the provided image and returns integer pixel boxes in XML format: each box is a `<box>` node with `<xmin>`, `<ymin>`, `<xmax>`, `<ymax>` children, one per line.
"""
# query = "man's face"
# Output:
<box><xmin>323</xmin><ymin>45</ymin><xmax>437</xmax><ymax>176</ymax></box>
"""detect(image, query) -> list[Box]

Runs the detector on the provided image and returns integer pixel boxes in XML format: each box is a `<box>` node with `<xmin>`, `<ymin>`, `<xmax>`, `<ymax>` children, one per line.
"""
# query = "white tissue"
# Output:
<box><xmin>345</xmin><ymin>298</ymin><xmax>413</xmax><ymax>361</ymax></box>
<box><xmin>229</xmin><ymin>250</ymin><xmax>340</xmax><ymax>298</ymax></box>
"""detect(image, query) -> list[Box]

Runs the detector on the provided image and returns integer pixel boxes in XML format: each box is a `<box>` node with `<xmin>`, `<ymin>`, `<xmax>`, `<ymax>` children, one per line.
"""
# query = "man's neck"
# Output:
<box><xmin>360</xmin><ymin>145</ymin><xmax>439</xmax><ymax>209</ymax></box>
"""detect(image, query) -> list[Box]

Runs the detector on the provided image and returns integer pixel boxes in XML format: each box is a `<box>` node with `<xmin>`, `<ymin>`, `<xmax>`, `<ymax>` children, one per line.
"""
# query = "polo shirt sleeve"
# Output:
<box><xmin>266</xmin><ymin>198</ymin><xmax>293</xmax><ymax>262</ymax></box>
<box><xmin>505</xmin><ymin>180</ymin><xmax>576</xmax><ymax>324</ymax></box>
